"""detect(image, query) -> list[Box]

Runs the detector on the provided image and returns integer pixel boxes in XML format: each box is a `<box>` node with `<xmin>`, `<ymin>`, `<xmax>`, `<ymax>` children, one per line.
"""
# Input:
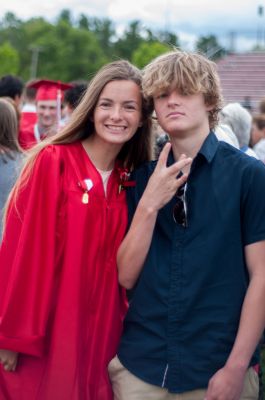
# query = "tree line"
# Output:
<box><xmin>0</xmin><ymin>9</ymin><xmax>226</xmax><ymax>82</ymax></box>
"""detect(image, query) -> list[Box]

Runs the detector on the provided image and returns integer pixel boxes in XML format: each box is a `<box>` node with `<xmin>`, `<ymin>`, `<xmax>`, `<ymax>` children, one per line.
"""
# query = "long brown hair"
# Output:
<box><xmin>4</xmin><ymin>60</ymin><xmax>153</xmax><ymax>223</ymax></box>
<box><xmin>0</xmin><ymin>98</ymin><xmax>21</xmax><ymax>152</ymax></box>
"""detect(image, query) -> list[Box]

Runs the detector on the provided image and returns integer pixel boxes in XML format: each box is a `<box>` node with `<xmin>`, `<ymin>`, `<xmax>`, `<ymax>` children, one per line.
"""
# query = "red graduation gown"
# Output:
<box><xmin>18</xmin><ymin>111</ymin><xmax>38</xmax><ymax>150</ymax></box>
<box><xmin>0</xmin><ymin>142</ymin><xmax>128</xmax><ymax>399</ymax></box>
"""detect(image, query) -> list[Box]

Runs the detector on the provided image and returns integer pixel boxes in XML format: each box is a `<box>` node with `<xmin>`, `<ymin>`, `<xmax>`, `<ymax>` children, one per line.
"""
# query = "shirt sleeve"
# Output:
<box><xmin>0</xmin><ymin>145</ymin><xmax>64</xmax><ymax>357</ymax></box>
<box><xmin>241</xmin><ymin>160</ymin><xmax>265</xmax><ymax>246</ymax></box>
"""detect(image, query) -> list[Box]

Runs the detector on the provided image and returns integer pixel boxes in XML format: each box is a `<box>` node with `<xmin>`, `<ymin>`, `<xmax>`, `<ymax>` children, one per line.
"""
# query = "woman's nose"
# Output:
<box><xmin>110</xmin><ymin>106</ymin><xmax>122</xmax><ymax>120</ymax></box>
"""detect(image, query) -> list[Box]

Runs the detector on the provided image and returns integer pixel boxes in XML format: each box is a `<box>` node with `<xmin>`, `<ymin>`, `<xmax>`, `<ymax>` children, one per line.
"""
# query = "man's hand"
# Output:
<box><xmin>140</xmin><ymin>142</ymin><xmax>192</xmax><ymax>212</ymax></box>
<box><xmin>205</xmin><ymin>365</ymin><xmax>246</xmax><ymax>400</ymax></box>
<box><xmin>0</xmin><ymin>349</ymin><xmax>18</xmax><ymax>372</ymax></box>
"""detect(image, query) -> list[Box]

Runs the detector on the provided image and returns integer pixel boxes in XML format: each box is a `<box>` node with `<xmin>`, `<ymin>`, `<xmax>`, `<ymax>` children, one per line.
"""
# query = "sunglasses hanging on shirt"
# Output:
<box><xmin>173</xmin><ymin>171</ymin><xmax>188</xmax><ymax>227</ymax></box>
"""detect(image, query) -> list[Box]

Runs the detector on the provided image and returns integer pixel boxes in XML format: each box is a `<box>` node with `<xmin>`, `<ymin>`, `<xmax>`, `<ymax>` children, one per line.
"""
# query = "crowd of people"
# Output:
<box><xmin>0</xmin><ymin>49</ymin><xmax>265</xmax><ymax>400</ymax></box>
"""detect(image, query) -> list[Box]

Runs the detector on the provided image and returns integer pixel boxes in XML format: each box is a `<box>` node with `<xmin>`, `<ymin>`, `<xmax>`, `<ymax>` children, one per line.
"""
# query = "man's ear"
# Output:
<box><xmin>205</xmin><ymin>102</ymin><xmax>214</xmax><ymax>112</ymax></box>
<box><xmin>14</xmin><ymin>94</ymin><xmax>22</xmax><ymax>107</ymax></box>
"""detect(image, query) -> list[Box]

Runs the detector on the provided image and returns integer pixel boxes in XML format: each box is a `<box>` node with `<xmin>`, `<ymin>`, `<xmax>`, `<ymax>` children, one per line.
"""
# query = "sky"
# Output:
<box><xmin>1</xmin><ymin>0</ymin><xmax>265</xmax><ymax>52</ymax></box>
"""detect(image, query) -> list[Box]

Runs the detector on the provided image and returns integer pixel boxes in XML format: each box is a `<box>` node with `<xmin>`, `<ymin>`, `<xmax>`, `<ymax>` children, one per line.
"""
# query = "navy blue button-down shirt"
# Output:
<box><xmin>118</xmin><ymin>132</ymin><xmax>265</xmax><ymax>393</ymax></box>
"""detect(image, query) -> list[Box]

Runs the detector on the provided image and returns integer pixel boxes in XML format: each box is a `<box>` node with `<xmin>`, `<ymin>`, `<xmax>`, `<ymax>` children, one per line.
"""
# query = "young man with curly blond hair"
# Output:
<box><xmin>109</xmin><ymin>50</ymin><xmax>265</xmax><ymax>400</ymax></box>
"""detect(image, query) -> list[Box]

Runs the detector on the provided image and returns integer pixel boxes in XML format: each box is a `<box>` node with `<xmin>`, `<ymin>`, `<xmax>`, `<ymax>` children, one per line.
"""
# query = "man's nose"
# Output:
<box><xmin>43</xmin><ymin>108</ymin><xmax>51</xmax><ymax>116</ymax></box>
<box><xmin>168</xmin><ymin>92</ymin><xmax>181</xmax><ymax>106</ymax></box>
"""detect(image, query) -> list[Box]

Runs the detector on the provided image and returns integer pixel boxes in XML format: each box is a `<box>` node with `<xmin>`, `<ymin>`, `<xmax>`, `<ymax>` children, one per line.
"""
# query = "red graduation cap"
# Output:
<box><xmin>28</xmin><ymin>79</ymin><xmax>74</xmax><ymax>123</ymax></box>
<box><xmin>28</xmin><ymin>79</ymin><xmax>73</xmax><ymax>102</ymax></box>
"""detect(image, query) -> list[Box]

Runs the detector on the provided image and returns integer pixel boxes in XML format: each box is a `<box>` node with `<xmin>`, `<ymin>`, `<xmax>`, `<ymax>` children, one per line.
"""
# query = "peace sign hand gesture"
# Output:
<box><xmin>140</xmin><ymin>142</ymin><xmax>192</xmax><ymax>212</ymax></box>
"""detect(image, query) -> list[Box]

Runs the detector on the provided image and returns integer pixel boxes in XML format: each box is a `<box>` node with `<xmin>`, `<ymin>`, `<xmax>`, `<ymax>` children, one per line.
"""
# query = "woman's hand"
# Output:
<box><xmin>0</xmin><ymin>349</ymin><xmax>18</xmax><ymax>372</ymax></box>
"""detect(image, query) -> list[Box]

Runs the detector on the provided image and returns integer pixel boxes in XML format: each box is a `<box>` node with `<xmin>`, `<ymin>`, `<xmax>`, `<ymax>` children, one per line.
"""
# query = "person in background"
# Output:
<box><xmin>219</xmin><ymin>102</ymin><xmax>258</xmax><ymax>158</ymax></box>
<box><xmin>21</xmin><ymin>82</ymin><xmax>37</xmax><ymax>111</ymax></box>
<box><xmin>214</xmin><ymin>123</ymin><xmax>239</xmax><ymax>148</ymax></box>
<box><xmin>61</xmin><ymin>81</ymin><xmax>88</xmax><ymax>125</ymax></box>
<box><xmin>0</xmin><ymin>59</ymin><xmax>153</xmax><ymax>400</ymax></box>
<box><xmin>0</xmin><ymin>75</ymin><xmax>24</xmax><ymax>109</ymax></box>
<box><xmin>258</xmin><ymin>98</ymin><xmax>265</xmax><ymax>114</ymax></box>
<box><xmin>0</xmin><ymin>96</ymin><xmax>21</xmax><ymax>163</ymax></box>
<box><xmin>109</xmin><ymin>49</ymin><xmax>265</xmax><ymax>400</ymax></box>
<box><xmin>0</xmin><ymin>75</ymin><xmax>24</xmax><ymax>155</ymax></box>
<box><xmin>0</xmin><ymin>98</ymin><xmax>23</xmax><ymax>240</ymax></box>
<box><xmin>241</xmin><ymin>96</ymin><xmax>252</xmax><ymax>113</ymax></box>
<box><xmin>18</xmin><ymin>79</ymin><xmax>72</xmax><ymax>150</ymax></box>
<box><xmin>18</xmin><ymin>82</ymin><xmax>37</xmax><ymax>149</ymax></box>
<box><xmin>1</xmin><ymin>97</ymin><xmax>21</xmax><ymax>127</ymax></box>
<box><xmin>251</xmin><ymin>114</ymin><xmax>265</xmax><ymax>163</ymax></box>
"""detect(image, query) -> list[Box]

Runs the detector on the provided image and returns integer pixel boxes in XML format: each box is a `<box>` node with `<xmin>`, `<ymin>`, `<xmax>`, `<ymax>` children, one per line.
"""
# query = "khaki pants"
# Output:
<box><xmin>108</xmin><ymin>356</ymin><xmax>259</xmax><ymax>400</ymax></box>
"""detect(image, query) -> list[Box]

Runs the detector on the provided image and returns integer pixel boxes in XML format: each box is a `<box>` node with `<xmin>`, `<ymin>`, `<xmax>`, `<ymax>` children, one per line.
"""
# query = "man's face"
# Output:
<box><xmin>153</xmin><ymin>85</ymin><xmax>212</xmax><ymax>138</ymax></box>
<box><xmin>36</xmin><ymin>100</ymin><xmax>57</xmax><ymax>130</ymax></box>
<box><xmin>251</xmin><ymin>122</ymin><xmax>265</xmax><ymax>146</ymax></box>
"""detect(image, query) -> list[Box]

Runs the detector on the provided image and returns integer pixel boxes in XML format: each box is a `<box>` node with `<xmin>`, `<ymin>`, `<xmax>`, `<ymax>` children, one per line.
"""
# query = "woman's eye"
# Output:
<box><xmin>125</xmin><ymin>105</ymin><xmax>136</xmax><ymax>111</ymax></box>
<box><xmin>99</xmin><ymin>102</ymin><xmax>111</xmax><ymax>108</ymax></box>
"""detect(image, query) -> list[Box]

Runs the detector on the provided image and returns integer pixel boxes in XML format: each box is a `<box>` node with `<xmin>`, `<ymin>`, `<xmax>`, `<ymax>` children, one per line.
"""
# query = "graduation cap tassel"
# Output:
<box><xmin>57</xmin><ymin>88</ymin><xmax>62</xmax><ymax>127</ymax></box>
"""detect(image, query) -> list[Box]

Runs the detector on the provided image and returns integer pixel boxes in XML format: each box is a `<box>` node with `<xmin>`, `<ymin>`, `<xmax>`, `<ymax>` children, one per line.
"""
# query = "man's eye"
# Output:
<box><xmin>157</xmin><ymin>93</ymin><xmax>167</xmax><ymax>99</ymax></box>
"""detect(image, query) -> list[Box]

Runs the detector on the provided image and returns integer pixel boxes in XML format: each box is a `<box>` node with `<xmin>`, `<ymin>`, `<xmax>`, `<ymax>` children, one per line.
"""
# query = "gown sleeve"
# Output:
<box><xmin>0</xmin><ymin>145</ymin><xmax>64</xmax><ymax>357</ymax></box>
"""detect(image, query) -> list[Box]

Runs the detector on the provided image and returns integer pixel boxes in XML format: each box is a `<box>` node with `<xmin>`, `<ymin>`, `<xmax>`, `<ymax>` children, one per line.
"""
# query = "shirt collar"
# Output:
<box><xmin>197</xmin><ymin>131</ymin><xmax>219</xmax><ymax>163</ymax></box>
<box><xmin>167</xmin><ymin>131</ymin><xmax>219</xmax><ymax>166</ymax></box>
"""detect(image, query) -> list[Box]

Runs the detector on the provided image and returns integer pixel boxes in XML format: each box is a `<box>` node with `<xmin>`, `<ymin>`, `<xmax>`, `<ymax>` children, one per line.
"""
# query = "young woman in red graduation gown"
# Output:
<box><xmin>0</xmin><ymin>60</ymin><xmax>152</xmax><ymax>400</ymax></box>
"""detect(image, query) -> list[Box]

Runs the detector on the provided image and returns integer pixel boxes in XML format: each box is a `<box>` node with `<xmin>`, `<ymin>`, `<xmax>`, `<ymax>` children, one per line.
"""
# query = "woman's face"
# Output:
<box><xmin>93</xmin><ymin>80</ymin><xmax>142</xmax><ymax>148</ymax></box>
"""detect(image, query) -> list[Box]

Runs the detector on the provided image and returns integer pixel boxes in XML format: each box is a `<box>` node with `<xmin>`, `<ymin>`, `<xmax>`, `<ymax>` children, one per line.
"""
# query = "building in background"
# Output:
<box><xmin>217</xmin><ymin>52</ymin><xmax>265</xmax><ymax>113</ymax></box>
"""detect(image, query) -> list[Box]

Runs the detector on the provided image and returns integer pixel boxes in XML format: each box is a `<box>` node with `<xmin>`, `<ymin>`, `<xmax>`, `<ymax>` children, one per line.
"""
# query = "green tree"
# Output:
<box><xmin>49</xmin><ymin>21</ymin><xmax>107</xmax><ymax>81</ymax></box>
<box><xmin>252</xmin><ymin>44</ymin><xmax>265</xmax><ymax>51</ymax></box>
<box><xmin>21</xmin><ymin>17</ymin><xmax>57</xmax><ymax>79</ymax></box>
<box><xmin>132</xmin><ymin>41</ymin><xmax>170</xmax><ymax>68</ymax></box>
<box><xmin>89</xmin><ymin>17</ymin><xmax>116</xmax><ymax>58</ymax></box>
<box><xmin>0</xmin><ymin>12</ymin><xmax>25</xmax><ymax>68</ymax></box>
<box><xmin>113</xmin><ymin>20</ymin><xmax>145</xmax><ymax>60</ymax></box>
<box><xmin>18</xmin><ymin>17</ymin><xmax>107</xmax><ymax>81</ymax></box>
<box><xmin>78</xmin><ymin>14</ymin><xmax>90</xmax><ymax>30</ymax></box>
<box><xmin>1</xmin><ymin>12</ymin><xmax>22</xmax><ymax>29</ymax></box>
<box><xmin>196</xmin><ymin>35</ymin><xmax>226</xmax><ymax>60</ymax></box>
<box><xmin>156</xmin><ymin>30</ymin><xmax>179</xmax><ymax>47</ymax></box>
<box><xmin>57</xmin><ymin>9</ymin><xmax>72</xmax><ymax>26</ymax></box>
<box><xmin>0</xmin><ymin>11</ymin><xmax>183</xmax><ymax>82</ymax></box>
<box><xmin>0</xmin><ymin>42</ymin><xmax>19</xmax><ymax>75</ymax></box>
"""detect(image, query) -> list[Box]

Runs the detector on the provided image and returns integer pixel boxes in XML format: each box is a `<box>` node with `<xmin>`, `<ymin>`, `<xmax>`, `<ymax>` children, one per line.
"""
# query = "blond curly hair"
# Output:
<box><xmin>142</xmin><ymin>49</ymin><xmax>223</xmax><ymax>129</ymax></box>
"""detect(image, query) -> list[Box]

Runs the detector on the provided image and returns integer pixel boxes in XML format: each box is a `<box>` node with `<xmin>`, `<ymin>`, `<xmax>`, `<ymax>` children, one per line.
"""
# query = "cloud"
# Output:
<box><xmin>0</xmin><ymin>0</ymin><xmax>262</xmax><ymax>51</ymax></box>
